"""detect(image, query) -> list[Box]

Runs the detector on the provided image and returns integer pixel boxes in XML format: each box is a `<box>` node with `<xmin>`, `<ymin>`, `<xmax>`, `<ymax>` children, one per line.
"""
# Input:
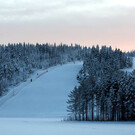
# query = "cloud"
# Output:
<box><xmin>0</xmin><ymin>0</ymin><xmax>135</xmax><ymax>22</ymax></box>
<box><xmin>0</xmin><ymin>0</ymin><xmax>63</xmax><ymax>21</ymax></box>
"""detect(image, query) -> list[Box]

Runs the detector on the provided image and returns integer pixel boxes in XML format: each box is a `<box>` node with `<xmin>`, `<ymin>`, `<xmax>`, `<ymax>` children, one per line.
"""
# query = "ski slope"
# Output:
<box><xmin>0</xmin><ymin>62</ymin><xmax>82</xmax><ymax>118</ymax></box>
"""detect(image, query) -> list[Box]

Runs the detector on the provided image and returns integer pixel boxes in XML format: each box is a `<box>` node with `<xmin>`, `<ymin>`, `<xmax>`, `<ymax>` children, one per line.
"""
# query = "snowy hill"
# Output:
<box><xmin>0</xmin><ymin>61</ymin><xmax>135</xmax><ymax>135</ymax></box>
<box><xmin>0</xmin><ymin>62</ymin><xmax>82</xmax><ymax>118</ymax></box>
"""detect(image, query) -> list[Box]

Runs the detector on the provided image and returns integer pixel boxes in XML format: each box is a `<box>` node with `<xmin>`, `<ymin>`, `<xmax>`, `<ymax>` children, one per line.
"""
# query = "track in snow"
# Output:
<box><xmin>0</xmin><ymin>62</ymin><xmax>83</xmax><ymax>118</ymax></box>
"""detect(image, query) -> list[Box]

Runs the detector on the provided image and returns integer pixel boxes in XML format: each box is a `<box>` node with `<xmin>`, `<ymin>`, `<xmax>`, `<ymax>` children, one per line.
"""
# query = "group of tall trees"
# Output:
<box><xmin>0</xmin><ymin>43</ymin><xmax>90</xmax><ymax>96</ymax></box>
<box><xmin>67</xmin><ymin>46</ymin><xmax>135</xmax><ymax>121</ymax></box>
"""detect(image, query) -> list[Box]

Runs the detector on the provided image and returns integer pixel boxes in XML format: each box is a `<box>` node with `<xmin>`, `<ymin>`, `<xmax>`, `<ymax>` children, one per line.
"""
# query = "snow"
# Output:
<box><xmin>0</xmin><ymin>118</ymin><xmax>134</xmax><ymax>135</ymax></box>
<box><xmin>0</xmin><ymin>61</ymin><xmax>135</xmax><ymax>135</ymax></box>
<box><xmin>0</xmin><ymin>62</ymin><xmax>83</xmax><ymax>118</ymax></box>
<box><xmin>122</xmin><ymin>57</ymin><xmax>135</xmax><ymax>73</ymax></box>
<box><xmin>0</xmin><ymin>69</ymin><xmax>47</xmax><ymax>107</ymax></box>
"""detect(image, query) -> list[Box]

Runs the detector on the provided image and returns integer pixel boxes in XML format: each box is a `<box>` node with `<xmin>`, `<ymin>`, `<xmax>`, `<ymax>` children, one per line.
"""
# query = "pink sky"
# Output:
<box><xmin>0</xmin><ymin>0</ymin><xmax>135</xmax><ymax>51</ymax></box>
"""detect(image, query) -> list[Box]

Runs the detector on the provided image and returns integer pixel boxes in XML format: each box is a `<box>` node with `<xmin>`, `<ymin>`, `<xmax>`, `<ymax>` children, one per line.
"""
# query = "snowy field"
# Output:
<box><xmin>0</xmin><ymin>118</ymin><xmax>135</xmax><ymax>135</ymax></box>
<box><xmin>0</xmin><ymin>61</ymin><xmax>135</xmax><ymax>135</ymax></box>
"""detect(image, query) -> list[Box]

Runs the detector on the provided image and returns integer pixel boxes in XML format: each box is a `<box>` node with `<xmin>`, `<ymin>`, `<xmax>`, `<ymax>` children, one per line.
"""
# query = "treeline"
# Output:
<box><xmin>128</xmin><ymin>51</ymin><xmax>135</xmax><ymax>57</ymax></box>
<box><xmin>0</xmin><ymin>43</ymin><xmax>90</xmax><ymax>96</ymax></box>
<box><xmin>67</xmin><ymin>46</ymin><xmax>135</xmax><ymax>121</ymax></box>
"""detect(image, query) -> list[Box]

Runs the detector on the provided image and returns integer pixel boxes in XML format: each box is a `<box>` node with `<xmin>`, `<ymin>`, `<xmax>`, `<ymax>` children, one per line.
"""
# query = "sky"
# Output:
<box><xmin>0</xmin><ymin>0</ymin><xmax>135</xmax><ymax>51</ymax></box>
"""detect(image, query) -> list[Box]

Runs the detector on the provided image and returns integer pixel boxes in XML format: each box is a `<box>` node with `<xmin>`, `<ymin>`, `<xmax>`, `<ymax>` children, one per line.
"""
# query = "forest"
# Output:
<box><xmin>0</xmin><ymin>43</ymin><xmax>135</xmax><ymax>121</ymax></box>
<box><xmin>67</xmin><ymin>46</ymin><xmax>135</xmax><ymax>121</ymax></box>
<box><xmin>0</xmin><ymin>43</ymin><xmax>90</xmax><ymax>96</ymax></box>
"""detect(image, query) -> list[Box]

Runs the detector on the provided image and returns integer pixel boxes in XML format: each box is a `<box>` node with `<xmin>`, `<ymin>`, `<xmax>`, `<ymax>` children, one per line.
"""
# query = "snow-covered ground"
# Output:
<box><xmin>0</xmin><ymin>62</ymin><xmax>82</xmax><ymax>118</ymax></box>
<box><xmin>0</xmin><ymin>61</ymin><xmax>135</xmax><ymax>135</ymax></box>
<box><xmin>0</xmin><ymin>118</ymin><xmax>135</xmax><ymax>135</ymax></box>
